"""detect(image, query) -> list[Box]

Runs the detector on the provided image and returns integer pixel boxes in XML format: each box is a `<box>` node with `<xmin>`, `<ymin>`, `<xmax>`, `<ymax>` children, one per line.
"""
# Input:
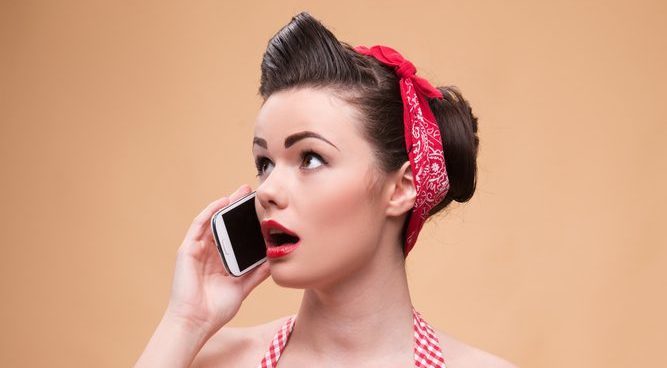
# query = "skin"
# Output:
<box><xmin>135</xmin><ymin>87</ymin><xmax>516</xmax><ymax>368</ymax></box>
<box><xmin>251</xmin><ymin>87</ymin><xmax>410</xmax><ymax>291</ymax></box>
<box><xmin>250</xmin><ymin>87</ymin><xmax>418</xmax><ymax>366</ymax></box>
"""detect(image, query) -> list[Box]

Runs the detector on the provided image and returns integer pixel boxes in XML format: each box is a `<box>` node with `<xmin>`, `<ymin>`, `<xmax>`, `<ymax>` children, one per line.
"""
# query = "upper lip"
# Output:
<box><xmin>260</xmin><ymin>219</ymin><xmax>300</xmax><ymax>246</ymax></box>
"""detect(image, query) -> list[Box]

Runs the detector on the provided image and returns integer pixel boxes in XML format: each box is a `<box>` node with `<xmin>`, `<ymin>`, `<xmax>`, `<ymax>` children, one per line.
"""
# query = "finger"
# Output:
<box><xmin>197</xmin><ymin>185</ymin><xmax>251</xmax><ymax>239</ymax></box>
<box><xmin>240</xmin><ymin>262</ymin><xmax>271</xmax><ymax>297</ymax></box>
<box><xmin>228</xmin><ymin>184</ymin><xmax>252</xmax><ymax>204</ymax></box>
<box><xmin>185</xmin><ymin>197</ymin><xmax>230</xmax><ymax>242</ymax></box>
<box><xmin>192</xmin><ymin>184</ymin><xmax>251</xmax><ymax>242</ymax></box>
<box><xmin>202</xmin><ymin>184</ymin><xmax>250</xmax><ymax>225</ymax></box>
<box><xmin>221</xmin><ymin>266</ymin><xmax>230</xmax><ymax>277</ymax></box>
<box><xmin>186</xmin><ymin>185</ymin><xmax>250</xmax><ymax>242</ymax></box>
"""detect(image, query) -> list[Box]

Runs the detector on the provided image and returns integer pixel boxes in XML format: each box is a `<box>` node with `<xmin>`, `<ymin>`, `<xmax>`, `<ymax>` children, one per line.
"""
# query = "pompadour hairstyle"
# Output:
<box><xmin>259</xmin><ymin>12</ymin><xmax>479</xmax><ymax>218</ymax></box>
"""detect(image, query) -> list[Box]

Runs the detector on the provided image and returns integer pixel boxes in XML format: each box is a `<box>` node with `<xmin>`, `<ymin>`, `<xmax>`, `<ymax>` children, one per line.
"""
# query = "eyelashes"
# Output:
<box><xmin>254</xmin><ymin>157</ymin><xmax>269</xmax><ymax>176</ymax></box>
<box><xmin>255</xmin><ymin>150</ymin><xmax>328</xmax><ymax>177</ymax></box>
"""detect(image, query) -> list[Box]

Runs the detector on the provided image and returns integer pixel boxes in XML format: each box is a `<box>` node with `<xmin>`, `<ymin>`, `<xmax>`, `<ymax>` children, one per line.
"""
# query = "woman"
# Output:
<box><xmin>135</xmin><ymin>12</ymin><xmax>515</xmax><ymax>368</ymax></box>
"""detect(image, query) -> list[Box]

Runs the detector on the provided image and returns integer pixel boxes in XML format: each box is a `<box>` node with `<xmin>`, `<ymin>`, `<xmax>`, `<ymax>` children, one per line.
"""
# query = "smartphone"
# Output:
<box><xmin>210</xmin><ymin>191</ymin><xmax>267</xmax><ymax>277</ymax></box>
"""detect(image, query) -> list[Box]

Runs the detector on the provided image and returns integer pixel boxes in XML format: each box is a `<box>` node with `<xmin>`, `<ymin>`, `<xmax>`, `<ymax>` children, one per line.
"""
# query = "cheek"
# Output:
<box><xmin>300</xmin><ymin>165</ymin><xmax>383</xmax><ymax>259</ymax></box>
<box><xmin>307</xmin><ymin>167</ymin><xmax>373</xmax><ymax>222</ymax></box>
<box><xmin>268</xmin><ymin>161</ymin><xmax>388</xmax><ymax>288</ymax></box>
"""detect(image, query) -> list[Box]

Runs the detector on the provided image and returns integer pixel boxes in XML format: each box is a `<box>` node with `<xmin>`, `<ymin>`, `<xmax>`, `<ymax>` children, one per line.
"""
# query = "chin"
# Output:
<box><xmin>268</xmin><ymin>261</ymin><xmax>310</xmax><ymax>289</ymax></box>
<box><xmin>269</xmin><ymin>260</ymin><xmax>337</xmax><ymax>290</ymax></box>
<box><xmin>270</xmin><ymin>274</ymin><xmax>316</xmax><ymax>290</ymax></box>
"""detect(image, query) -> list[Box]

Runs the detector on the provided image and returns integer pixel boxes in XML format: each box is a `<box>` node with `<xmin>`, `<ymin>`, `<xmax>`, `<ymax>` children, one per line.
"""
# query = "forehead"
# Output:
<box><xmin>253</xmin><ymin>88</ymin><xmax>364</xmax><ymax>148</ymax></box>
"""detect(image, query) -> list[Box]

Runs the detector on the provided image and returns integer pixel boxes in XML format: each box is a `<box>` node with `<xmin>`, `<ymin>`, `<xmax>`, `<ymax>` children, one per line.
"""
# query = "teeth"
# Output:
<box><xmin>269</xmin><ymin>229</ymin><xmax>284</xmax><ymax>235</ymax></box>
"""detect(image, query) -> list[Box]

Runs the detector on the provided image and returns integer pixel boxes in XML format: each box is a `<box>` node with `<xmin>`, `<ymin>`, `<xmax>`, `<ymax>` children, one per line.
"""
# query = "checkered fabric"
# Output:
<box><xmin>412</xmin><ymin>307</ymin><xmax>446</xmax><ymax>367</ymax></box>
<box><xmin>258</xmin><ymin>315</ymin><xmax>296</xmax><ymax>368</ymax></box>
<box><xmin>257</xmin><ymin>306</ymin><xmax>446</xmax><ymax>367</ymax></box>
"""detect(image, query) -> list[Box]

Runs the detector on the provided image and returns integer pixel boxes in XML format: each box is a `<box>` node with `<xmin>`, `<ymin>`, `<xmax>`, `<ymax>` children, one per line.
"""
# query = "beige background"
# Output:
<box><xmin>1</xmin><ymin>0</ymin><xmax>665</xmax><ymax>367</ymax></box>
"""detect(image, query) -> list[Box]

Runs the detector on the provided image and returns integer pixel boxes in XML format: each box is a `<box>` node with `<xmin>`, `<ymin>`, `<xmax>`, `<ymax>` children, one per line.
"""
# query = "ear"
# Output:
<box><xmin>385</xmin><ymin>161</ymin><xmax>417</xmax><ymax>217</ymax></box>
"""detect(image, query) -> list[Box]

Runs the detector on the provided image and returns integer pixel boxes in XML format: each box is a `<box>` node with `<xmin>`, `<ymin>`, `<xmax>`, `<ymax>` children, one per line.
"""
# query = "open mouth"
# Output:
<box><xmin>261</xmin><ymin>219</ymin><xmax>301</xmax><ymax>259</ymax></box>
<box><xmin>268</xmin><ymin>232</ymin><xmax>300</xmax><ymax>246</ymax></box>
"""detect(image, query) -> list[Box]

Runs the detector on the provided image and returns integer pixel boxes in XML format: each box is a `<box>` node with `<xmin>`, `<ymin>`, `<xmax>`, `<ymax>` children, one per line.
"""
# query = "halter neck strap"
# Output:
<box><xmin>257</xmin><ymin>307</ymin><xmax>446</xmax><ymax>367</ymax></box>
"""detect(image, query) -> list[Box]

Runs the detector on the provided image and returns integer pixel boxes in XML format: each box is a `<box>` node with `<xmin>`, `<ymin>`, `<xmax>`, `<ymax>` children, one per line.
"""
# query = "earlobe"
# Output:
<box><xmin>386</xmin><ymin>161</ymin><xmax>417</xmax><ymax>217</ymax></box>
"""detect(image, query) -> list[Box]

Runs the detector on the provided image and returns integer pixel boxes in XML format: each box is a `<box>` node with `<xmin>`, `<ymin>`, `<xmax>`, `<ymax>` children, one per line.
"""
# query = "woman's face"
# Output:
<box><xmin>252</xmin><ymin>87</ymin><xmax>390</xmax><ymax>289</ymax></box>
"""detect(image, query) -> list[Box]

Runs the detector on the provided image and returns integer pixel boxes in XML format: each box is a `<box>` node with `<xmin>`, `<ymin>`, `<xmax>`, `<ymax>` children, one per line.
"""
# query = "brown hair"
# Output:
<box><xmin>259</xmin><ymin>11</ymin><xmax>479</xmax><ymax>218</ymax></box>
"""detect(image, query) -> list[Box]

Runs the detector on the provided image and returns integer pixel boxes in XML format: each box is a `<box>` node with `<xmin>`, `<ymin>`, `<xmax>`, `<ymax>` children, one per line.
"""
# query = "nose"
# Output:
<box><xmin>255</xmin><ymin>166</ymin><xmax>288</xmax><ymax>213</ymax></box>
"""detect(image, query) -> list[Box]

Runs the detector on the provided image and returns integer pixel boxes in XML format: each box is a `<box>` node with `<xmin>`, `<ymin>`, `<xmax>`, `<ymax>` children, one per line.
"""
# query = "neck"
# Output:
<box><xmin>289</xmin><ymin>227</ymin><xmax>415</xmax><ymax>362</ymax></box>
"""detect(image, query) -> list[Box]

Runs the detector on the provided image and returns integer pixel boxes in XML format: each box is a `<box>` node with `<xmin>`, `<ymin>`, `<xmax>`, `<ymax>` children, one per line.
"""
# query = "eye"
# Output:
<box><xmin>300</xmin><ymin>150</ymin><xmax>327</xmax><ymax>170</ymax></box>
<box><xmin>254</xmin><ymin>156</ymin><xmax>273</xmax><ymax>177</ymax></box>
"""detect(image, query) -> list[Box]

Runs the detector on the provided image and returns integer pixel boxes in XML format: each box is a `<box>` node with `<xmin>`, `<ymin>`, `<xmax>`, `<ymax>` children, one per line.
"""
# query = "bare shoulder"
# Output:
<box><xmin>436</xmin><ymin>329</ymin><xmax>518</xmax><ymax>368</ymax></box>
<box><xmin>190</xmin><ymin>316</ymin><xmax>290</xmax><ymax>368</ymax></box>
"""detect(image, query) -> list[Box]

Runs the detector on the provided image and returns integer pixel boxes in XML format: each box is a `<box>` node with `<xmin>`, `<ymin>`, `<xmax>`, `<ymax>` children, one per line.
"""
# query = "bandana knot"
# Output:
<box><xmin>396</xmin><ymin>60</ymin><xmax>416</xmax><ymax>78</ymax></box>
<box><xmin>354</xmin><ymin>44</ymin><xmax>450</xmax><ymax>257</ymax></box>
<box><xmin>354</xmin><ymin>45</ymin><xmax>443</xmax><ymax>100</ymax></box>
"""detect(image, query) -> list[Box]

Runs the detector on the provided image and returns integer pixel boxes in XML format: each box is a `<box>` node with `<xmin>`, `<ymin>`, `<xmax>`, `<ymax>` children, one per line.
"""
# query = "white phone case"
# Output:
<box><xmin>210</xmin><ymin>192</ymin><xmax>266</xmax><ymax>277</ymax></box>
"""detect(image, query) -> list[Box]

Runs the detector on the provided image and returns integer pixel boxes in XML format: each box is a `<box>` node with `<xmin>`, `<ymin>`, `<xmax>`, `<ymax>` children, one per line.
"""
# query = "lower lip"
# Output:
<box><xmin>266</xmin><ymin>241</ymin><xmax>300</xmax><ymax>259</ymax></box>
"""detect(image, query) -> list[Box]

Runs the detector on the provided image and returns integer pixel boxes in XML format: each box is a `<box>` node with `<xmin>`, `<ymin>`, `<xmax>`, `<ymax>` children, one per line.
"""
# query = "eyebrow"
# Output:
<box><xmin>253</xmin><ymin>131</ymin><xmax>340</xmax><ymax>151</ymax></box>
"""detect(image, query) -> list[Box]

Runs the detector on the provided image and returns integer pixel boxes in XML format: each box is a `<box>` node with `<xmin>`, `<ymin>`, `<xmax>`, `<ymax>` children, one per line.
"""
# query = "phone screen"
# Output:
<box><xmin>218</xmin><ymin>194</ymin><xmax>266</xmax><ymax>271</ymax></box>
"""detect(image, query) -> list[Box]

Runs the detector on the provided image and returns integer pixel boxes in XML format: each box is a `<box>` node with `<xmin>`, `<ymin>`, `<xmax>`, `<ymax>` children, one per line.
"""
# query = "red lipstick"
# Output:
<box><xmin>260</xmin><ymin>219</ymin><xmax>301</xmax><ymax>259</ymax></box>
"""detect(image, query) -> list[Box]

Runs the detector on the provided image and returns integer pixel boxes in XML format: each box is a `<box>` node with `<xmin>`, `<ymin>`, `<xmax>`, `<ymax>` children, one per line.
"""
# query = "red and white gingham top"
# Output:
<box><xmin>258</xmin><ymin>306</ymin><xmax>446</xmax><ymax>367</ymax></box>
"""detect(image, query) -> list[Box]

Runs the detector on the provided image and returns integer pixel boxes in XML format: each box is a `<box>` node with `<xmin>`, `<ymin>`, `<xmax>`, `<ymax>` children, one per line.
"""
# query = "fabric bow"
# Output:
<box><xmin>354</xmin><ymin>45</ymin><xmax>450</xmax><ymax>256</ymax></box>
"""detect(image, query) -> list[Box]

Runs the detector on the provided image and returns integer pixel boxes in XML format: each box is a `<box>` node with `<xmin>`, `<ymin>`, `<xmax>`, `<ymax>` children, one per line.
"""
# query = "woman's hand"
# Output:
<box><xmin>165</xmin><ymin>184</ymin><xmax>271</xmax><ymax>336</ymax></box>
<box><xmin>134</xmin><ymin>184</ymin><xmax>270</xmax><ymax>368</ymax></box>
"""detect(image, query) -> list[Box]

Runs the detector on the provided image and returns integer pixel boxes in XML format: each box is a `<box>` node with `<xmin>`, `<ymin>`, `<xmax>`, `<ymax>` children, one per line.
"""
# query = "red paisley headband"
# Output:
<box><xmin>354</xmin><ymin>45</ymin><xmax>450</xmax><ymax>256</ymax></box>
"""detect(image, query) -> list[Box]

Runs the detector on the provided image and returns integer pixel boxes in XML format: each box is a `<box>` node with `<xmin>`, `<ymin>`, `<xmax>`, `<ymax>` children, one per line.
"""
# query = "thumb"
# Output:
<box><xmin>240</xmin><ymin>262</ymin><xmax>271</xmax><ymax>297</ymax></box>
